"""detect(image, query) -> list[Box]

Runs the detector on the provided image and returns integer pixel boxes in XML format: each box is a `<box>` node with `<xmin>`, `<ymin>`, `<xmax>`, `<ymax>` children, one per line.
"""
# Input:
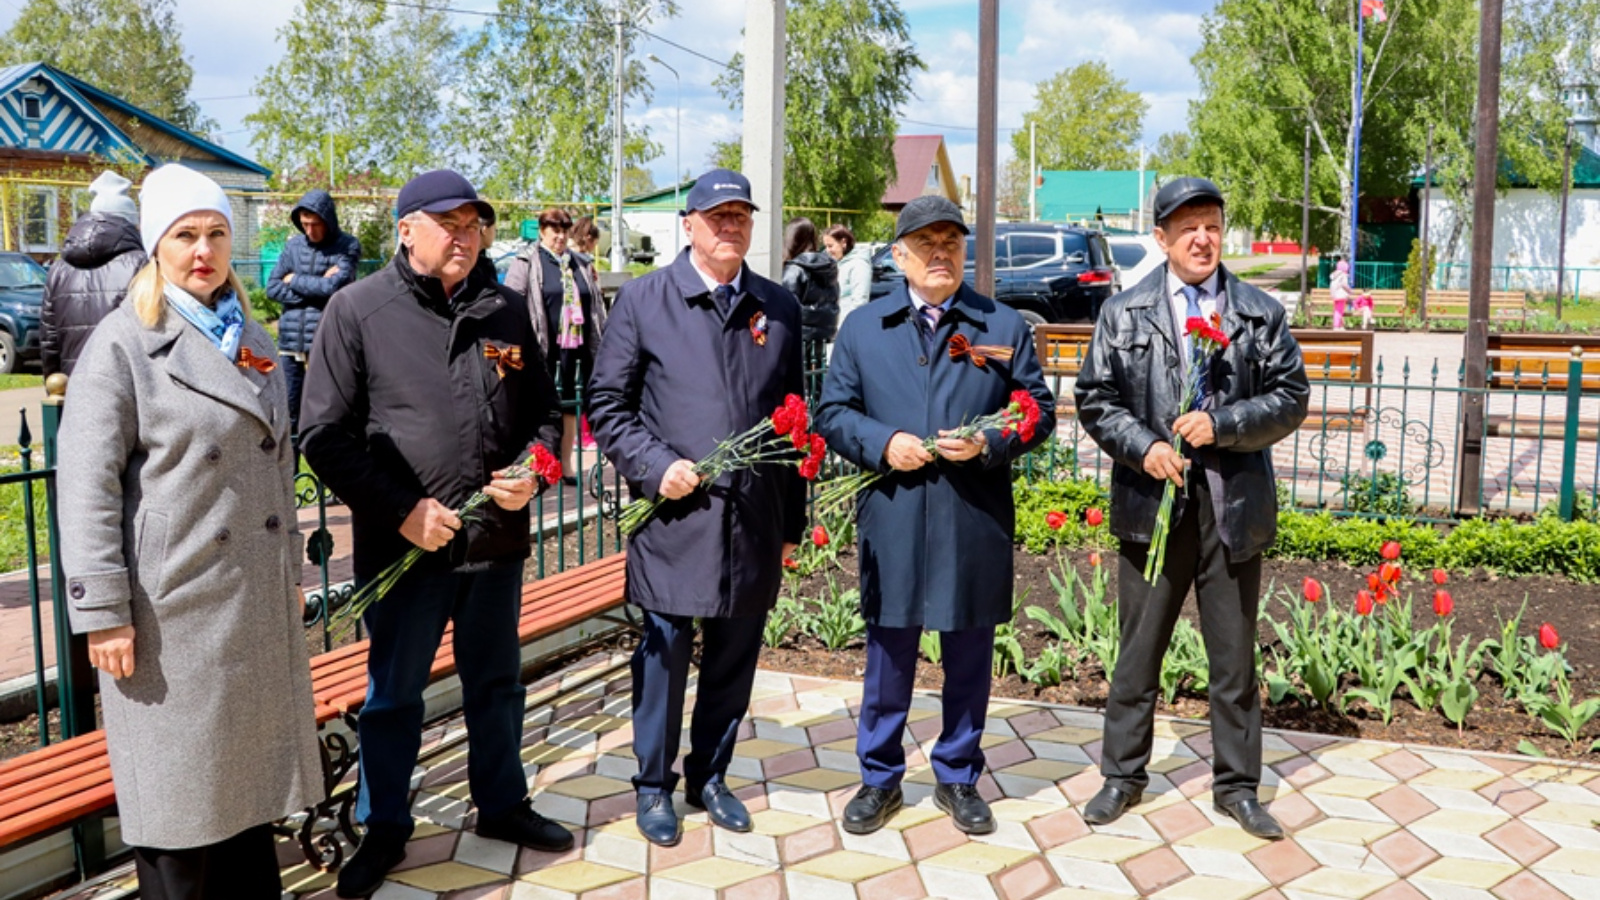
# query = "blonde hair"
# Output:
<box><xmin>128</xmin><ymin>260</ymin><xmax>252</xmax><ymax>329</ymax></box>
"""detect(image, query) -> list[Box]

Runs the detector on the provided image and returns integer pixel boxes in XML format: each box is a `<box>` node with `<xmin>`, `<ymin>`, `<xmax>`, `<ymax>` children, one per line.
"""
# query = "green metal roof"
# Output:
<box><xmin>1036</xmin><ymin>170</ymin><xmax>1159</xmax><ymax>221</ymax></box>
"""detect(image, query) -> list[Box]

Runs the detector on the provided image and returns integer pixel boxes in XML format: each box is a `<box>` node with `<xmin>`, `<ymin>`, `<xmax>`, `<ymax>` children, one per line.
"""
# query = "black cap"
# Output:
<box><xmin>893</xmin><ymin>195</ymin><xmax>969</xmax><ymax>243</ymax></box>
<box><xmin>683</xmin><ymin>168</ymin><xmax>758</xmax><ymax>214</ymax></box>
<box><xmin>1152</xmin><ymin>176</ymin><xmax>1225</xmax><ymax>224</ymax></box>
<box><xmin>397</xmin><ymin>169</ymin><xmax>496</xmax><ymax>226</ymax></box>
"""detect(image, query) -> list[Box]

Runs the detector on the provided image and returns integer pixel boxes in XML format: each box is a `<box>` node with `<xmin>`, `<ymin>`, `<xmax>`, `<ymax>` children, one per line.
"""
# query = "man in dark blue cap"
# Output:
<box><xmin>1074</xmin><ymin>177</ymin><xmax>1308</xmax><ymax>840</ymax></box>
<box><xmin>302</xmin><ymin>169</ymin><xmax>573</xmax><ymax>898</ymax></box>
<box><xmin>815</xmin><ymin>196</ymin><xmax>1055</xmax><ymax>836</ymax></box>
<box><xmin>588</xmin><ymin>168</ymin><xmax>804</xmax><ymax>847</ymax></box>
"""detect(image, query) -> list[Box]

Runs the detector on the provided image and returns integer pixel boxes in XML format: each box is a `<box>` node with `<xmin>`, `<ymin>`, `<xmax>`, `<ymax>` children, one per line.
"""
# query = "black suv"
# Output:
<box><xmin>869</xmin><ymin>223</ymin><xmax>1118</xmax><ymax>323</ymax></box>
<box><xmin>0</xmin><ymin>253</ymin><xmax>45</xmax><ymax>373</ymax></box>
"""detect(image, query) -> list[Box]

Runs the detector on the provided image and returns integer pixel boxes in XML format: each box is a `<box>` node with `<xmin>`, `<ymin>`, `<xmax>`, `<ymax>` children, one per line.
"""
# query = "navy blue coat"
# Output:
<box><xmin>267</xmin><ymin>189</ymin><xmax>362</xmax><ymax>355</ymax></box>
<box><xmin>588</xmin><ymin>250</ymin><xmax>806</xmax><ymax>619</ymax></box>
<box><xmin>815</xmin><ymin>283</ymin><xmax>1055</xmax><ymax>631</ymax></box>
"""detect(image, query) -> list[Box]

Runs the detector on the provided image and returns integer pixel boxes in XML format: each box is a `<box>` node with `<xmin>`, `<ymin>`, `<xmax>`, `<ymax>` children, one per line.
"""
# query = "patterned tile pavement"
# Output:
<box><xmin>256</xmin><ymin>653</ymin><xmax>1600</xmax><ymax>900</ymax></box>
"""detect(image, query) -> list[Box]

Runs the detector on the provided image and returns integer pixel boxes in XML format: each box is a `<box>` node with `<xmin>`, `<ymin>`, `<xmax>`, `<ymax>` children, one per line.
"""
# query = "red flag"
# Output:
<box><xmin>1361</xmin><ymin>0</ymin><xmax>1388</xmax><ymax>21</ymax></box>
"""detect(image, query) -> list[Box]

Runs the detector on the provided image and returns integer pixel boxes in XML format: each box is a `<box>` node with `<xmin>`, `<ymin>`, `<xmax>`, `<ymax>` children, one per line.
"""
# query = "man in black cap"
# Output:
<box><xmin>815</xmin><ymin>196</ymin><xmax>1054</xmax><ymax>835</ymax></box>
<box><xmin>1074</xmin><ymin>177</ymin><xmax>1308</xmax><ymax>839</ymax></box>
<box><xmin>302</xmin><ymin>169</ymin><xmax>573</xmax><ymax>898</ymax></box>
<box><xmin>588</xmin><ymin>168</ymin><xmax>804</xmax><ymax>847</ymax></box>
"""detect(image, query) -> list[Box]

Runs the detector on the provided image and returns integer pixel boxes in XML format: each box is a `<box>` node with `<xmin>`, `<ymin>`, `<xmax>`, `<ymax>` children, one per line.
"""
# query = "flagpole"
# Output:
<box><xmin>1351</xmin><ymin>0</ymin><xmax>1364</xmax><ymax>289</ymax></box>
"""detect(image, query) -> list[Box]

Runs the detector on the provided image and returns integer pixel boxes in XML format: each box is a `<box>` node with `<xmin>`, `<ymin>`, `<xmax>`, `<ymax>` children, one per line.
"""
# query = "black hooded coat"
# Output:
<box><xmin>41</xmin><ymin>212</ymin><xmax>147</xmax><ymax>377</ymax></box>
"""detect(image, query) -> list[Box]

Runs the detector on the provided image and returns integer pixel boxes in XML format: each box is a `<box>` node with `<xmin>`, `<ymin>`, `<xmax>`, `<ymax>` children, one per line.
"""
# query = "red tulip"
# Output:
<box><xmin>1375</xmin><ymin>583</ymin><xmax>1391</xmax><ymax>604</ymax></box>
<box><xmin>1085</xmin><ymin>507</ymin><xmax>1104</xmax><ymax>527</ymax></box>
<box><xmin>783</xmin><ymin>557</ymin><xmax>799</xmax><ymax>571</ymax></box>
<box><xmin>1432</xmin><ymin>568</ymin><xmax>1448</xmax><ymax>585</ymax></box>
<box><xmin>1379</xmin><ymin>562</ymin><xmax>1402</xmax><ymax>585</ymax></box>
<box><xmin>1302</xmin><ymin>577</ymin><xmax>1322</xmax><ymax>602</ymax></box>
<box><xmin>1366</xmin><ymin>572</ymin><xmax>1382</xmax><ymax>593</ymax></box>
<box><xmin>1355</xmin><ymin>590</ymin><xmax>1375</xmax><ymax>616</ymax></box>
<box><xmin>1045</xmin><ymin>511</ymin><xmax>1068</xmax><ymax>531</ymax></box>
<box><xmin>1380</xmin><ymin>540</ymin><xmax>1402</xmax><ymax>561</ymax></box>
<box><xmin>1432</xmin><ymin>589</ymin><xmax>1453</xmax><ymax>617</ymax></box>
<box><xmin>812</xmin><ymin>525</ymin><xmax>829</xmax><ymax>548</ymax></box>
<box><xmin>1540</xmin><ymin>623</ymin><xmax>1560</xmax><ymax>650</ymax></box>
<box><xmin>1088</xmin><ymin>551</ymin><xmax>1102</xmax><ymax>568</ymax></box>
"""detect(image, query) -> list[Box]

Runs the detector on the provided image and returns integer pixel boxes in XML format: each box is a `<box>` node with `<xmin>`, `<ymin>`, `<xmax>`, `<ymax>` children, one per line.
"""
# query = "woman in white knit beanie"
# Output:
<box><xmin>55</xmin><ymin>163</ymin><xmax>321</xmax><ymax>898</ymax></box>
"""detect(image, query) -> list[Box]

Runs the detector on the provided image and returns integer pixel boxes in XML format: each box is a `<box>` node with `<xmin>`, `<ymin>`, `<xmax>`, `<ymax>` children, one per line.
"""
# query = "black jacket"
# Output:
<box><xmin>1074</xmin><ymin>264</ymin><xmax>1309</xmax><ymax>560</ymax></box>
<box><xmin>266</xmin><ymin>190</ymin><xmax>362</xmax><ymax>355</ymax></box>
<box><xmin>783</xmin><ymin>251</ymin><xmax>839</xmax><ymax>343</ymax></box>
<box><xmin>300</xmin><ymin>249</ymin><xmax>562</xmax><ymax>579</ymax></box>
<box><xmin>41</xmin><ymin>213</ymin><xmax>146</xmax><ymax>377</ymax></box>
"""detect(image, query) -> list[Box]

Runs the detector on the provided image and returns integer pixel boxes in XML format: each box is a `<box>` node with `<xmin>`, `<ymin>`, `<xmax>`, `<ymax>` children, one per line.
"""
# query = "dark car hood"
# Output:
<box><xmin>60</xmin><ymin>213</ymin><xmax>144</xmax><ymax>269</ymax></box>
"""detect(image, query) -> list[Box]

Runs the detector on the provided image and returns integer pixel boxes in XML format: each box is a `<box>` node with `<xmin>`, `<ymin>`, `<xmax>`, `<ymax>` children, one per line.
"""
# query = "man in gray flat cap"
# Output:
<box><xmin>1074</xmin><ymin>177</ymin><xmax>1309</xmax><ymax>840</ymax></box>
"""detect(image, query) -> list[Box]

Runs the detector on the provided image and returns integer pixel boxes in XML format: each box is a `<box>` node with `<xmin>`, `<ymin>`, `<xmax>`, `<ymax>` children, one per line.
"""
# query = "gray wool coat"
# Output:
<box><xmin>58</xmin><ymin>301</ymin><xmax>322</xmax><ymax>850</ymax></box>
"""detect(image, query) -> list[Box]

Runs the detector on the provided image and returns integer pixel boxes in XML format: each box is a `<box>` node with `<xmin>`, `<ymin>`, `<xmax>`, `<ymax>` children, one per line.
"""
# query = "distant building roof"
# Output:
<box><xmin>883</xmin><ymin>135</ymin><xmax>958</xmax><ymax>209</ymax></box>
<box><xmin>1036</xmin><ymin>170</ymin><xmax>1159</xmax><ymax>222</ymax></box>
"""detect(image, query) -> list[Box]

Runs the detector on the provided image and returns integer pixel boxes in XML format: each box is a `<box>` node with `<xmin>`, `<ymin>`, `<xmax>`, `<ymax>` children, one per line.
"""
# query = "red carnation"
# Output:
<box><xmin>1046</xmin><ymin>511</ymin><xmax>1068</xmax><ymax>530</ymax></box>
<box><xmin>1302</xmin><ymin>577</ymin><xmax>1322</xmax><ymax>602</ymax></box>
<box><xmin>529</xmin><ymin>444</ymin><xmax>563</xmax><ymax>485</ymax></box>
<box><xmin>772</xmin><ymin>406</ymin><xmax>794</xmax><ymax>436</ymax></box>
<box><xmin>1432</xmin><ymin>568</ymin><xmax>1448</xmax><ymax>585</ymax></box>
<box><xmin>784</xmin><ymin>394</ymin><xmax>809</xmax><ymax>435</ymax></box>
<box><xmin>1185</xmin><ymin>316</ymin><xmax>1206</xmax><ymax>334</ymax></box>
<box><xmin>812</xmin><ymin>525</ymin><xmax>829</xmax><ymax>548</ymax></box>
<box><xmin>1085</xmin><ymin>508</ymin><xmax>1104</xmax><ymax>527</ymax></box>
<box><xmin>1432</xmin><ymin>589</ymin><xmax>1453</xmax><ymax>617</ymax></box>
<box><xmin>1380</xmin><ymin>540</ymin><xmax>1402</xmax><ymax>561</ymax></box>
<box><xmin>1355</xmin><ymin>589</ymin><xmax>1375</xmax><ymax>616</ymax></box>
<box><xmin>1540</xmin><ymin>623</ymin><xmax>1560</xmax><ymax>650</ymax></box>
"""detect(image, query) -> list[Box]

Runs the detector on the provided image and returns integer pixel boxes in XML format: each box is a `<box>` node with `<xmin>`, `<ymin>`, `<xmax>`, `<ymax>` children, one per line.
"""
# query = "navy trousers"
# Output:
<box><xmin>355</xmin><ymin>562</ymin><xmax>528</xmax><ymax>831</ymax></box>
<box><xmin>631</xmin><ymin>609</ymin><xmax>765</xmax><ymax>796</ymax></box>
<box><xmin>857</xmin><ymin>623</ymin><xmax>994</xmax><ymax>789</ymax></box>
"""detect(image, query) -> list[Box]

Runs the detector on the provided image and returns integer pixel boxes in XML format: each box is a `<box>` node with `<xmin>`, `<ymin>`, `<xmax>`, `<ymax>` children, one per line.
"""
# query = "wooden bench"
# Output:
<box><xmin>1485</xmin><ymin>335</ymin><xmax>1600</xmax><ymax>440</ymax></box>
<box><xmin>1034</xmin><ymin>324</ymin><xmax>1095</xmax><ymax>416</ymax></box>
<box><xmin>0</xmin><ymin>552</ymin><xmax>631</xmax><ymax>875</ymax></box>
<box><xmin>1301</xmin><ymin>288</ymin><xmax>1528</xmax><ymax>328</ymax></box>
<box><xmin>1303</xmin><ymin>288</ymin><xmax>1408</xmax><ymax>325</ymax></box>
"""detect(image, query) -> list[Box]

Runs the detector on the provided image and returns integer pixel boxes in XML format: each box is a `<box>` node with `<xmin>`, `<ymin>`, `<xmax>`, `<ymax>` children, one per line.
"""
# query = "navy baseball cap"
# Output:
<box><xmin>683</xmin><ymin>168</ymin><xmax>758</xmax><ymax>215</ymax></box>
<box><xmin>397</xmin><ymin>169</ymin><xmax>496</xmax><ymax>226</ymax></box>
<box><xmin>1152</xmin><ymin>176</ymin><xmax>1225</xmax><ymax>223</ymax></box>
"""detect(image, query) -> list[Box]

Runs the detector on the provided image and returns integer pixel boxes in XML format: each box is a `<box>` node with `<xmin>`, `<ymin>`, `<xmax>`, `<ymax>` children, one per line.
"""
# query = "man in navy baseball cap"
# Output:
<box><xmin>397</xmin><ymin>168</ymin><xmax>496</xmax><ymax>226</ymax></box>
<box><xmin>681</xmin><ymin>168</ymin><xmax>759</xmax><ymax>215</ymax></box>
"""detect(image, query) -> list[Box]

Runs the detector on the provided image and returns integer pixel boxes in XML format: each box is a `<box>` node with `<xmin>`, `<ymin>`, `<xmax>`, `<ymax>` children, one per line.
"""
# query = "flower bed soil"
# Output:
<box><xmin>762</xmin><ymin>545</ymin><xmax>1600</xmax><ymax>761</ymax></box>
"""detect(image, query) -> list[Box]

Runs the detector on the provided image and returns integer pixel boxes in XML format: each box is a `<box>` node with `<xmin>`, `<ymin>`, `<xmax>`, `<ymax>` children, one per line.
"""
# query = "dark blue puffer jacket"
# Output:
<box><xmin>266</xmin><ymin>189</ymin><xmax>362</xmax><ymax>355</ymax></box>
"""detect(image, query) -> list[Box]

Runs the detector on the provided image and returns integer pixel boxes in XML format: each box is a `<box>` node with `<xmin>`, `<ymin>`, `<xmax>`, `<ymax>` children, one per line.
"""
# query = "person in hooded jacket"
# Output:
<box><xmin>41</xmin><ymin>171</ymin><xmax>147</xmax><ymax>377</ymax></box>
<box><xmin>781</xmin><ymin>217</ymin><xmax>840</xmax><ymax>346</ymax></box>
<box><xmin>265</xmin><ymin>189</ymin><xmax>361</xmax><ymax>441</ymax></box>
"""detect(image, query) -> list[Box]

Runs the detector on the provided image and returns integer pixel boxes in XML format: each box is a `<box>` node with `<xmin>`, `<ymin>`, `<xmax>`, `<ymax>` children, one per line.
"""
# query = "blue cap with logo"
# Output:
<box><xmin>683</xmin><ymin>168</ymin><xmax>759</xmax><ymax>215</ymax></box>
<box><xmin>398</xmin><ymin>169</ymin><xmax>496</xmax><ymax>226</ymax></box>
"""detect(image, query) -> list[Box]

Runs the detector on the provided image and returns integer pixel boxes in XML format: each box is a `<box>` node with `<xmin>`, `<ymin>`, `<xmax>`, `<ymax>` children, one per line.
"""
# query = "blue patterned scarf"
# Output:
<box><xmin>163</xmin><ymin>282</ymin><xmax>245</xmax><ymax>359</ymax></box>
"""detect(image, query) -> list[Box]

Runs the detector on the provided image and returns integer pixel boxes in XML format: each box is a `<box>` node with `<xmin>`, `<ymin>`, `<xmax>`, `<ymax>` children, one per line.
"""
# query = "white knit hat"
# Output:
<box><xmin>138</xmin><ymin>164</ymin><xmax>234</xmax><ymax>256</ymax></box>
<box><xmin>88</xmin><ymin>171</ymin><xmax>138</xmax><ymax>224</ymax></box>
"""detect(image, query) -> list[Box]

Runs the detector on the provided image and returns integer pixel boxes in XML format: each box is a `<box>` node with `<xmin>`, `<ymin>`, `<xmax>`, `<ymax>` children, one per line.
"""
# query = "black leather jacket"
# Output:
<box><xmin>1075</xmin><ymin>264</ymin><xmax>1309</xmax><ymax>560</ymax></box>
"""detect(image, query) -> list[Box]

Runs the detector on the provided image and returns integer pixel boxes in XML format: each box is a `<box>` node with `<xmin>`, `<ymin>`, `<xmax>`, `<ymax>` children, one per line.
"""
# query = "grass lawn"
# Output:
<box><xmin>0</xmin><ymin>374</ymin><xmax>42</xmax><ymax>391</ymax></box>
<box><xmin>0</xmin><ymin>445</ymin><xmax>52</xmax><ymax>572</ymax></box>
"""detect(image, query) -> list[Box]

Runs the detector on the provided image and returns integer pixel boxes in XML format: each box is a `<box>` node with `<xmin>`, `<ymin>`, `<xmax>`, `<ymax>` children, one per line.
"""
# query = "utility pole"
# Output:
<box><xmin>1138</xmin><ymin>143</ymin><xmax>1147</xmax><ymax>232</ymax></box>
<box><xmin>1421</xmin><ymin>123</ymin><xmax>1432</xmax><ymax>320</ymax></box>
<box><xmin>610</xmin><ymin>0</ymin><xmax>628</xmax><ymax>274</ymax></box>
<box><xmin>1300</xmin><ymin>124</ymin><xmax>1311</xmax><ymax>301</ymax></box>
<box><xmin>1457</xmin><ymin>0</ymin><xmax>1504</xmax><ymax>515</ymax></box>
<box><xmin>975</xmin><ymin>0</ymin><xmax>999</xmax><ymax>293</ymax></box>
<box><xmin>1350</xmin><ymin>0</ymin><xmax>1366</xmax><ymax>285</ymax></box>
<box><xmin>741</xmin><ymin>1</ymin><xmax>786</xmax><ymax>280</ymax></box>
<box><xmin>1028</xmin><ymin>121</ymin><xmax>1037</xmax><ymax>222</ymax></box>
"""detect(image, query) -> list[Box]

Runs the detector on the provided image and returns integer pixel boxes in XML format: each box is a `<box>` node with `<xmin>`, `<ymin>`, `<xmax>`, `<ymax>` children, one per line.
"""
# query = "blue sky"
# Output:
<box><xmin>0</xmin><ymin>0</ymin><xmax>1210</xmax><ymax>191</ymax></box>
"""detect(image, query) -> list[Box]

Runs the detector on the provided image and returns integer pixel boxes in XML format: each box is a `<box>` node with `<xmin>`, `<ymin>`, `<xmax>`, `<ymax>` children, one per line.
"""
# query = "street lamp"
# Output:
<box><xmin>647</xmin><ymin>54</ymin><xmax>681</xmax><ymax>213</ymax></box>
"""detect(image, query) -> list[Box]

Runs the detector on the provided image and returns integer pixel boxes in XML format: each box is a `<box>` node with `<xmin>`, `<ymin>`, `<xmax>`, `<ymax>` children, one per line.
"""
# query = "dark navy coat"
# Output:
<box><xmin>815</xmin><ymin>283</ymin><xmax>1055</xmax><ymax>631</ymax></box>
<box><xmin>588</xmin><ymin>250</ymin><xmax>805</xmax><ymax>619</ymax></box>
<box><xmin>266</xmin><ymin>189</ymin><xmax>361</xmax><ymax>355</ymax></box>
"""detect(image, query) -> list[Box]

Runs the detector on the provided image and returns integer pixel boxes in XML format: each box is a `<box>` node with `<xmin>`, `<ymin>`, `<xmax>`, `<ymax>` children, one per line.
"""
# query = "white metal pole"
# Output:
<box><xmin>1137</xmin><ymin>144</ymin><xmax>1146</xmax><ymax>232</ymax></box>
<box><xmin>1028</xmin><ymin>121</ymin><xmax>1036</xmax><ymax>222</ymax></box>
<box><xmin>741</xmin><ymin>1</ymin><xmax>786</xmax><ymax>280</ymax></box>
<box><xmin>610</xmin><ymin>0</ymin><xmax>628</xmax><ymax>272</ymax></box>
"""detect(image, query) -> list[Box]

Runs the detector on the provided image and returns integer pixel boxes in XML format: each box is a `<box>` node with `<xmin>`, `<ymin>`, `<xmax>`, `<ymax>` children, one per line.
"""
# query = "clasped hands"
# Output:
<box><xmin>1143</xmin><ymin>411</ymin><xmax>1216</xmax><ymax>487</ymax></box>
<box><xmin>656</xmin><ymin>460</ymin><xmax>798</xmax><ymax>562</ymax></box>
<box><xmin>883</xmin><ymin>429</ymin><xmax>986</xmax><ymax>472</ymax></box>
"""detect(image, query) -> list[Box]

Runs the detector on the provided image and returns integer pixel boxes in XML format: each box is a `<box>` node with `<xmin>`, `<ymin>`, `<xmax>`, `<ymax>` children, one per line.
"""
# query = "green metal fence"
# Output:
<box><xmin>1316</xmin><ymin>258</ymin><xmax>1600</xmax><ymax>301</ymax></box>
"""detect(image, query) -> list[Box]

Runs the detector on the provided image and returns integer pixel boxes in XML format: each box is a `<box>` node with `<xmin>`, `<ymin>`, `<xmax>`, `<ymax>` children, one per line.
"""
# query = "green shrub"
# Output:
<box><xmin>1013</xmin><ymin>477</ymin><xmax>1111</xmax><ymax>553</ymax></box>
<box><xmin>1401</xmin><ymin>237</ymin><xmax>1434</xmax><ymax>317</ymax></box>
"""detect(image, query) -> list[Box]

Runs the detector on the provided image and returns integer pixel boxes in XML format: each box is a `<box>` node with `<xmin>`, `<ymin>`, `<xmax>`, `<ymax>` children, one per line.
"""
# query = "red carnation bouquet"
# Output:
<box><xmin>618</xmin><ymin>393</ymin><xmax>825</xmax><ymax>535</ymax></box>
<box><xmin>812</xmin><ymin>389</ymin><xmax>1042</xmax><ymax>519</ymax></box>
<box><xmin>1144</xmin><ymin>313</ymin><xmax>1230</xmax><ymax>584</ymax></box>
<box><xmin>330</xmin><ymin>443</ymin><xmax>564</xmax><ymax>637</ymax></box>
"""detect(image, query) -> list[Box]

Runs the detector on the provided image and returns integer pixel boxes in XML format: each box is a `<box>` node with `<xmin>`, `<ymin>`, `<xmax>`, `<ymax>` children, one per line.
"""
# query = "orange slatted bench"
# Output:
<box><xmin>0</xmin><ymin>552</ymin><xmax>631</xmax><ymax>867</ymax></box>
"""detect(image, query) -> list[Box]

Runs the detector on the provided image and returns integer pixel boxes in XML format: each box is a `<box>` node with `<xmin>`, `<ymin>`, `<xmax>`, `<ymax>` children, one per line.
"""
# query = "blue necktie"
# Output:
<box><xmin>712</xmin><ymin>284</ymin><xmax>734</xmax><ymax>318</ymax></box>
<box><xmin>1181</xmin><ymin>284</ymin><xmax>1209</xmax><ymax>411</ymax></box>
<box><xmin>920</xmin><ymin>304</ymin><xmax>943</xmax><ymax>355</ymax></box>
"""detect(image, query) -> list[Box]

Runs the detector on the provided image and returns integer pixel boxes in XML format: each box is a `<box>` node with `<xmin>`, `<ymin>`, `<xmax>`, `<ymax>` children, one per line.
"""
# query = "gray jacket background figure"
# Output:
<box><xmin>41</xmin><ymin>171</ymin><xmax>147</xmax><ymax>377</ymax></box>
<box><xmin>57</xmin><ymin>164</ymin><xmax>321</xmax><ymax>897</ymax></box>
<box><xmin>1073</xmin><ymin>176</ymin><xmax>1309</xmax><ymax>842</ymax></box>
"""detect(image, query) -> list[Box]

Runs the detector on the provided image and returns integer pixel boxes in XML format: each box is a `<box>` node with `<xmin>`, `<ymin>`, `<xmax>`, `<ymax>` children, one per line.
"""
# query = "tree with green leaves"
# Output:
<box><xmin>1146</xmin><ymin>131</ymin><xmax>1194</xmax><ymax>176</ymax></box>
<box><xmin>0</xmin><ymin>0</ymin><xmax>210</xmax><ymax>133</ymax></box>
<box><xmin>247</xmin><ymin>0</ymin><xmax>458</xmax><ymax>187</ymax></box>
<box><xmin>1010</xmin><ymin>62</ymin><xmax>1148</xmax><ymax>173</ymax></box>
<box><xmin>716</xmin><ymin>0</ymin><xmax>923</xmax><ymax>216</ymax></box>
<box><xmin>449</xmin><ymin>0</ymin><xmax>672</xmax><ymax>203</ymax></box>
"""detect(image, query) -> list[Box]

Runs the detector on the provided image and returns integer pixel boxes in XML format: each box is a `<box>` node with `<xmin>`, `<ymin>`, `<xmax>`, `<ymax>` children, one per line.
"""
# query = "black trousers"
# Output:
<box><xmin>133</xmin><ymin>823</ymin><xmax>282</xmax><ymax>900</ymax></box>
<box><xmin>631</xmin><ymin>609</ymin><xmax>765</xmax><ymax>796</ymax></box>
<box><xmin>1101</xmin><ymin>474</ymin><xmax>1264</xmax><ymax>805</ymax></box>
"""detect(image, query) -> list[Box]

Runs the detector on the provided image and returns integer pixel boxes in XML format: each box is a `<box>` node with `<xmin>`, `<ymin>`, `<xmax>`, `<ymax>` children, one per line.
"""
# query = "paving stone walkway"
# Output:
<box><xmin>159</xmin><ymin>653</ymin><xmax>1600</xmax><ymax>900</ymax></box>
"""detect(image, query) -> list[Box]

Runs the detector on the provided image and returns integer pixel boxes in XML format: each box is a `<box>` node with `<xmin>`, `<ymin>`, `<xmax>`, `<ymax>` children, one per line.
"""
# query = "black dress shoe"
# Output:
<box><xmin>934</xmin><ymin>782</ymin><xmax>996</xmax><ymax>835</ymax></box>
<box><xmin>685</xmin><ymin>781</ymin><xmax>752</xmax><ymax>832</ymax></box>
<box><xmin>336</xmin><ymin>825</ymin><xmax>409</xmax><ymax>899</ymax></box>
<box><xmin>1082</xmin><ymin>784</ymin><xmax>1143</xmax><ymax>826</ymax></box>
<box><xmin>842</xmin><ymin>785</ymin><xmax>903</xmax><ymax>835</ymax></box>
<box><xmin>1214</xmin><ymin>797</ymin><xmax>1286</xmax><ymax>840</ymax></box>
<box><xmin>561</xmin><ymin>474</ymin><xmax>579</xmax><ymax>487</ymax></box>
<box><xmin>636</xmin><ymin>792</ymin><xmax>682</xmax><ymax>846</ymax></box>
<box><xmin>476</xmin><ymin>798</ymin><xmax>575</xmax><ymax>851</ymax></box>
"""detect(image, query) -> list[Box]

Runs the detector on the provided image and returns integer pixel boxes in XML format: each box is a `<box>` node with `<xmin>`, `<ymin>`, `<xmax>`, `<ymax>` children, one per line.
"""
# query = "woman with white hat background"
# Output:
<box><xmin>56</xmin><ymin>163</ymin><xmax>321</xmax><ymax>898</ymax></box>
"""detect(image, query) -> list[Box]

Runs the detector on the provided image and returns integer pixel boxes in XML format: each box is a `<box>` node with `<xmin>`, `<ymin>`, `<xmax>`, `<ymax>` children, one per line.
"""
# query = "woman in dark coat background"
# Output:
<box><xmin>781</xmin><ymin>216</ymin><xmax>840</xmax><ymax>345</ymax></box>
<box><xmin>506</xmin><ymin>207</ymin><xmax>604</xmax><ymax>483</ymax></box>
<box><xmin>41</xmin><ymin>171</ymin><xmax>147</xmax><ymax>377</ymax></box>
